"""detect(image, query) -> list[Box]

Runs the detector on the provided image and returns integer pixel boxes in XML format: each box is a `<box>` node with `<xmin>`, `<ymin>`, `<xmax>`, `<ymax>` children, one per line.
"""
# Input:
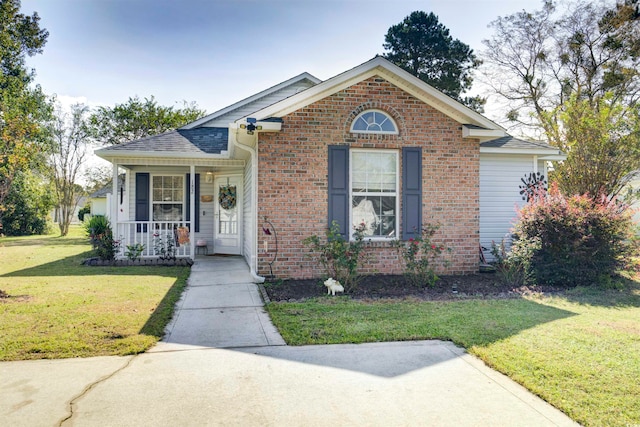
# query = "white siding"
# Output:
<box><xmin>480</xmin><ymin>154</ymin><xmax>547</xmax><ymax>260</ymax></box>
<box><xmin>91</xmin><ymin>198</ymin><xmax>107</xmax><ymax>216</ymax></box>
<box><xmin>199</xmin><ymin>81</ymin><xmax>316</xmax><ymax>127</ymax></box>
<box><xmin>125</xmin><ymin>166</ymin><xmax>241</xmax><ymax>254</ymax></box>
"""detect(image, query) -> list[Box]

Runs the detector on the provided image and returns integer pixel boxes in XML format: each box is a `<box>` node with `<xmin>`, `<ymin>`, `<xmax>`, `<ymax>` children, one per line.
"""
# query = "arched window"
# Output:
<box><xmin>351</xmin><ymin>110</ymin><xmax>398</xmax><ymax>134</ymax></box>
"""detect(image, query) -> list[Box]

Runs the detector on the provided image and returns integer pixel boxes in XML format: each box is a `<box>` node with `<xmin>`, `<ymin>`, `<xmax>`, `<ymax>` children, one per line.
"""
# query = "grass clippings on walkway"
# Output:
<box><xmin>0</xmin><ymin>226</ymin><xmax>189</xmax><ymax>361</ymax></box>
<box><xmin>266</xmin><ymin>279</ymin><xmax>640</xmax><ymax>427</ymax></box>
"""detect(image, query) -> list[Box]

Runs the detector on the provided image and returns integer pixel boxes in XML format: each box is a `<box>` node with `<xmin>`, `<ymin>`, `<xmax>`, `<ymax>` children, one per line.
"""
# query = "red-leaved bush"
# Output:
<box><xmin>511</xmin><ymin>183</ymin><xmax>636</xmax><ymax>287</ymax></box>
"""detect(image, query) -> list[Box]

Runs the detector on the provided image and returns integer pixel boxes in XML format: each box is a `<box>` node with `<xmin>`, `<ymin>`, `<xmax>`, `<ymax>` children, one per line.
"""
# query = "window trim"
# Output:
<box><xmin>349</xmin><ymin>149</ymin><xmax>400</xmax><ymax>241</ymax></box>
<box><xmin>350</xmin><ymin>109</ymin><xmax>399</xmax><ymax>135</ymax></box>
<box><xmin>150</xmin><ymin>174</ymin><xmax>185</xmax><ymax>222</ymax></box>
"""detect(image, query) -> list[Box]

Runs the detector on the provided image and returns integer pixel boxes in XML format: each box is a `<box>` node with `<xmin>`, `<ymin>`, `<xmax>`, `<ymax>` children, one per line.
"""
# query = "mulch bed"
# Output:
<box><xmin>81</xmin><ymin>258</ymin><xmax>194</xmax><ymax>267</ymax></box>
<box><xmin>264</xmin><ymin>273</ymin><xmax>563</xmax><ymax>302</ymax></box>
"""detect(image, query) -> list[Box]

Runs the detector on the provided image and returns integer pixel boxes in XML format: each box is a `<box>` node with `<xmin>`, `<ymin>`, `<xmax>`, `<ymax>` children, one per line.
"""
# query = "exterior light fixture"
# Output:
<box><xmin>240</xmin><ymin>118</ymin><xmax>262</xmax><ymax>135</ymax></box>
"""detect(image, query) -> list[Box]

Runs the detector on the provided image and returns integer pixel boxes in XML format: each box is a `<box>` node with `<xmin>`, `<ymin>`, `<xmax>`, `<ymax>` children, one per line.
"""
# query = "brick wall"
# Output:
<box><xmin>257</xmin><ymin>76</ymin><xmax>479</xmax><ymax>279</ymax></box>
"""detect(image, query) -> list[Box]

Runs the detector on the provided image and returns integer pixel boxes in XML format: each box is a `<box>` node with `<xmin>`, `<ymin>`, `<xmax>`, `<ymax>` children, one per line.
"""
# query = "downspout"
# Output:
<box><xmin>231</xmin><ymin>125</ymin><xmax>265</xmax><ymax>283</ymax></box>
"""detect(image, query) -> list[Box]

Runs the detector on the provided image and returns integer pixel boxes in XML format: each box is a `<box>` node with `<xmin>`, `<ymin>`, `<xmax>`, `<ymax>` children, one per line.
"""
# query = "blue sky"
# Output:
<box><xmin>21</xmin><ymin>0</ymin><xmax>537</xmax><ymax>118</ymax></box>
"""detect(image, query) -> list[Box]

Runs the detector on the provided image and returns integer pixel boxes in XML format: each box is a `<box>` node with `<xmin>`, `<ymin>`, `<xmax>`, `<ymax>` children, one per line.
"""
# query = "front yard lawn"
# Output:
<box><xmin>0</xmin><ymin>226</ymin><xmax>189</xmax><ymax>360</ymax></box>
<box><xmin>266</xmin><ymin>279</ymin><xmax>640</xmax><ymax>427</ymax></box>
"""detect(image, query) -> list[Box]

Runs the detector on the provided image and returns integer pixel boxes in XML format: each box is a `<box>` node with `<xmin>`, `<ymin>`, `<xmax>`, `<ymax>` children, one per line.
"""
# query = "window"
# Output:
<box><xmin>350</xmin><ymin>150</ymin><xmax>398</xmax><ymax>238</ymax></box>
<box><xmin>351</xmin><ymin>110</ymin><xmax>398</xmax><ymax>134</ymax></box>
<box><xmin>152</xmin><ymin>175</ymin><xmax>184</xmax><ymax>221</ymax></box>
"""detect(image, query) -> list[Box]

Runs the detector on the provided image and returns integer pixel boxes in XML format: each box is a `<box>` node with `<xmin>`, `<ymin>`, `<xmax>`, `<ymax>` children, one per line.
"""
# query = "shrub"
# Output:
<box><xmin>153</xmin><ymin>230</ymin><xmax>176</xmax><ymax>260</ymax></box>
<box><xmin>392</xmin><ymin>223</ymin><xmax>452</xmax><ymax>287</ymax></box>
<box><xmin>125</xmin><ymin>243</ymin><xmax>145</xmax><ymax>261</ymax></box>
<box><xmin>302</xmin><ymin>221</ymin><xmax>370</xmax><ymax>292</ymax></box>
<box><xmin>85</xmin><ymin>215</ymin><xmax>120</xmax><ymax>261</ymax></box>
<box><xmin>490</xmin><ymin>239</ymin><xmax>530</xmax><ymax>286</ymax></box>
<box><xmin>511</xmin><ymin>184</ymin><xmax>635</xmax><ymax>287</ymax></box>
<box><xmin>78</xmin><ymin>205</ymin><xmax>91</xmax><ymax>222</ymax></box>
<box><xmin>2</xmin><ymin>171</ymin><xmax>55</xmax><ymax>236</ymax></box>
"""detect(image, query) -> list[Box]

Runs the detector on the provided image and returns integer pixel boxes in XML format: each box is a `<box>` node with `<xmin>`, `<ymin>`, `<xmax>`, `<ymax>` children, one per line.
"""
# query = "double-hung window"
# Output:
<box><xmin>350</xmin><ymin>150</ymin><xmax>398</xmax><ymax>238</ymax></box>
<box><xmin>152</xmin><ymin>175</ymin><xmax>184</xmax><ymax>221</ymax></box>
<box><xmin>328</xmin><ymin>110</ymin><xmax>420</xmax><ymax>242</ymax></box>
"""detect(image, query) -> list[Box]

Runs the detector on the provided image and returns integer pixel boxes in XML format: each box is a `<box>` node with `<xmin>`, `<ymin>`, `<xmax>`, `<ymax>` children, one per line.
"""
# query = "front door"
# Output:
<box><xmin>213</xmin><ymin>175</ymin><xmax>242</xmax><ymax>255</ymax></box>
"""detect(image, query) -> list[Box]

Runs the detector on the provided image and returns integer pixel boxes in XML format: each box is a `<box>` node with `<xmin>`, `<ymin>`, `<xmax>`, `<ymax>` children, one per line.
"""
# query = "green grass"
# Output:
<box><xmin>0</xmin><ymin>226</ymin><xmax>189</xmax><ymax>360</ymax></box>
<box><xmin>266</xmin><ymin>282</ymin><xmax>640</xmax><ymax>427</ymax></box>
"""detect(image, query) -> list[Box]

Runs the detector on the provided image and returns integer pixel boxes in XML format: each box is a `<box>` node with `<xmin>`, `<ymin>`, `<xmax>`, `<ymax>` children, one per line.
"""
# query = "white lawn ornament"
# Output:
<box><xmin>324</xmin><ymin>278</ymin><xmax>344</xmax><ymax>296</ymax></box>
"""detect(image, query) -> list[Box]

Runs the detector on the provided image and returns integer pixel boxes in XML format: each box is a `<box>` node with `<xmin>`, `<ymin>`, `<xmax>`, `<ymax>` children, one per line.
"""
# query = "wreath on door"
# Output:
<box><xmin>218</xmin><ymin>185</ymin><xmax>237</xmax><ymax>210</ymax></box>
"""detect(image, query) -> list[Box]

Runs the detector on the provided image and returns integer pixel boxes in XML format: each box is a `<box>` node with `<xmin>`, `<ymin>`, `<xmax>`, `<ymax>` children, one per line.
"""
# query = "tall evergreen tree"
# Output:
<box><xmin>383</xmin><ymin>11</ymin><xmax>484</xmax><ymax>111</ymax></box>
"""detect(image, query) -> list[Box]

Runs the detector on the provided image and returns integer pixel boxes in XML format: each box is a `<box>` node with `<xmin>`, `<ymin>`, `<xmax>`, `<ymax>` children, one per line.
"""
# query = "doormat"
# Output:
<box><xmin>206</xmin><ymin>254</ymin><xmax>235</xmax><ymax>257</ymax></box>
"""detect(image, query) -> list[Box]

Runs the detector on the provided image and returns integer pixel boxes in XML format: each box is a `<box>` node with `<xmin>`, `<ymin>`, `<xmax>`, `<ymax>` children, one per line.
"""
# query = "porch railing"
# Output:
<box><xmin>115</xmin><ymin>221</ymin><xmax>192</xmax><ymax>258</ymax></box>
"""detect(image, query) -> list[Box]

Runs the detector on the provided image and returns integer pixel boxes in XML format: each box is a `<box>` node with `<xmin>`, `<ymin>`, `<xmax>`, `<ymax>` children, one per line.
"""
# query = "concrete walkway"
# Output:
<box><xmin>0</xmin><ymin>256</ymin><xmax>578</xmax><ymax>427</ymax></box>
<box><xmin>154</xmin><ymin>256</ymin><xmax>285</xmax><ymax>351</ymax></box>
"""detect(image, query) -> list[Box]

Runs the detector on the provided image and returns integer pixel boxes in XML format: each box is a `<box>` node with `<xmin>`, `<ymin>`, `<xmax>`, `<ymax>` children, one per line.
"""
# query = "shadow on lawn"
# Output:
<box><xmin>139</xmin><ymin>272</ymin><xmax>189</xmax><ymax>338</ymax></box>
<box><xmin>248</xmin><ymin>298</ymin><xmax>578</xmax><ymax>378</ymax></box>
<box><xmin>558</xmin><ymin>275</ymin><xmax>640</xmax><ymax>308</ymax></box>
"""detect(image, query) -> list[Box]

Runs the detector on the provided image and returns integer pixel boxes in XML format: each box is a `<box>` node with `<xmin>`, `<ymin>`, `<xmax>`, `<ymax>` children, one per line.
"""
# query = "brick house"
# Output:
<box><xmin>96</xmin><ymin>57</ymin><xmax>564</xmax><ymax>281</ymax></box>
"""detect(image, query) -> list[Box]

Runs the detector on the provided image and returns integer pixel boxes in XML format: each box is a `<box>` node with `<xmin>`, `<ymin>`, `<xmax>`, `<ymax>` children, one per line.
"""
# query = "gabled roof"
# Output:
<box><xmin>240</xmin><ymin>56</ymin><xmax>506</xmax><ymax>134</ymax></box>
<box><xmin>89</xmin><ymin>175</ymin><xmax>125</xmax><ymax>198</ymax></box>
<box><xmin>95</xmin><ymin>128</ymin><xmax>228</xmax><ymax>159</ymax></box>
<box><xmin>181</xmin><ymin>72</ymin><xmax>321</xmax><ymax>129</ymax></box>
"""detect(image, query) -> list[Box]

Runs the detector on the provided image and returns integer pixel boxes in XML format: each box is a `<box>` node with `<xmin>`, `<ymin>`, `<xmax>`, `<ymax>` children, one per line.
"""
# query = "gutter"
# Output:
<box><xmin>479</xmin><ymin>147</ymin><xmax>566</xmax><ymax>157</ymax></box>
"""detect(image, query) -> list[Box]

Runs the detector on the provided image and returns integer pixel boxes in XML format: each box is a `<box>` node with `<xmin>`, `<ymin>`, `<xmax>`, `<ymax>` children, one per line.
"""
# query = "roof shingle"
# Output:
<box><xmin>481</xmin><ymin>135</ymin><xmax>558</xmax><ymax>151</ymax></box>
<box><xmin>99</xmin><ymin>128</ymin><xmax>228</xmax><ymax>155</ymax></box>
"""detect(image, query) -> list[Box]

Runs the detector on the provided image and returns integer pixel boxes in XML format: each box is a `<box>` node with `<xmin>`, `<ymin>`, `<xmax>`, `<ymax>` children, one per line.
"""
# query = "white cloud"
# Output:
<box><xmin>54</xmin><ymin>94</ymin><xmax>103</xmax><ymax>112</ymax></box>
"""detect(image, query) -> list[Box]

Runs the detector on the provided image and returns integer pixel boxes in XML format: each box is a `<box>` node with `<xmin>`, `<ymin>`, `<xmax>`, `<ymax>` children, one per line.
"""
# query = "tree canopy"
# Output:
<box><xmin>89</xmin><ymin>96</ymin><xmax>206</xmax><ymax>145</ymax></box>
<box><xmin>382</xmin><ymin>11</ymin><xmax>484</xmax><ymax>111</ymax></box>
<box><xmin>0</xmin><ymin>0</ymin><xmax>52</xmax><ymax>232</ymax></box>
<box><xmin>482</xmin><ymin>0</ymin><xmax>640</xmax><ymax>199</ymax></box>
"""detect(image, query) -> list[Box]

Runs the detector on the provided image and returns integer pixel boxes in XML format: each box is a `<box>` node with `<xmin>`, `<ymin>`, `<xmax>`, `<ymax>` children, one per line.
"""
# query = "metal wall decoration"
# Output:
<box><xmin>519</xmin><ymin>172</ymin><xmax>547</xmax><ymax>201</ymax></box>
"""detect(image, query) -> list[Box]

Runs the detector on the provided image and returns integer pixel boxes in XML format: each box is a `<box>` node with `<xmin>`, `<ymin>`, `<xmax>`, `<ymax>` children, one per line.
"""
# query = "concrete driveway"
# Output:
<box><xmin>0</xmin><ymin>256</ymin><xmax>578</xmax><ymax>426</ymax></box>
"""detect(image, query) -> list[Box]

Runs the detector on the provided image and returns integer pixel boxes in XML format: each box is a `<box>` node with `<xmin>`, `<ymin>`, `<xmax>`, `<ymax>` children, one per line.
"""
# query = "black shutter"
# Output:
<box><xmin>186</xmin><ymin>173</ymin><xmax>200</xmax><ymax>232</ymax></box>
<box><xmin>135</xmin><ymin>173</ymin><xmax>149</xmax><ymax>232</ymax></box>
<box><xmin>402</xmin><ymin>147</ymin><xmax>422</xmax><ymax>240</ymax></box>
<box><xmin>328</xmin><ymin>145</ymin><xmax>349</xmax><ymax>238</ymax></box>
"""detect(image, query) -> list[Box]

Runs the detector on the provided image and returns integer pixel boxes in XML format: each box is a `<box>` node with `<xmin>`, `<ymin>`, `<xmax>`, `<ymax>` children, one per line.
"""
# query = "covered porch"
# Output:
<box><xmin>94</xmin><ymin>123</ymin><xmax>267</xmax><ymax>282</ymax></box>
<box><xmin>102</xmin><ymin>157</ymin><xmax>246</xmax><ymax>262</ymax></box>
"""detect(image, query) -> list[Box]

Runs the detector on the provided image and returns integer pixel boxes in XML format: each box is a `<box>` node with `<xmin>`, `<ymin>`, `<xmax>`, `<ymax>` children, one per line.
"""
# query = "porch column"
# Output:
<box><xmin>111</xmin><ymin>161</ymin><xmax>118</xmax><ymax>224</ymax></box>
<box><xmin>190</xmin><ymin>164</ymin><xmax>195</xmax><ymax>260</ymax></box>
<box><xmin>533</xmin><ymin>155</ymin><xmax>538</xmax><ymax>174</ymax></box>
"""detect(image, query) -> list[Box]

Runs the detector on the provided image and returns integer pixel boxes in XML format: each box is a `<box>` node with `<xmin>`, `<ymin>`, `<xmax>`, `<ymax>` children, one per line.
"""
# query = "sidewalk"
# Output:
<box><xmin>0</xmin><ymin>256</ymin><xmax>578</xmax><ymax>426</ymax></box>
<box><xmin>153</xmin><ymin>255</ymin><xmax>285</xmax><ymax>351</ymax></box>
